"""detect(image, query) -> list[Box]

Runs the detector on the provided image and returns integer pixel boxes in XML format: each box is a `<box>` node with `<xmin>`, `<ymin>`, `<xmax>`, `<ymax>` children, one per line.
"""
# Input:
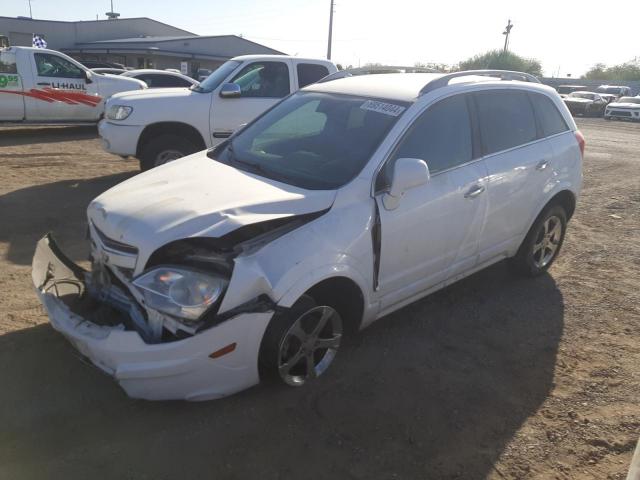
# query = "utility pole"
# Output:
<box><xmin>28</xmin><ymin>0</ymin><xmax>33</xmax><ymax>18</ymax></box>
<box><xmin>327</xmin><ymin>0</ymin><xmax>334</xmax><ymax>60</ymax></box>
<box><xmin>502</xmin><ymin>19</ymin><xmax>513</xmax><ymax>52</ymax></box>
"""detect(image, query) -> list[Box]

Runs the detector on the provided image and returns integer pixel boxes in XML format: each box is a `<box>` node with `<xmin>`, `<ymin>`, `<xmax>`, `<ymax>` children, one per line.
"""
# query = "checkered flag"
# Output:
<box><xmin>32</xmin><ymin>35</ymin><xmax>47</xmax><ymax>49</ymax></box>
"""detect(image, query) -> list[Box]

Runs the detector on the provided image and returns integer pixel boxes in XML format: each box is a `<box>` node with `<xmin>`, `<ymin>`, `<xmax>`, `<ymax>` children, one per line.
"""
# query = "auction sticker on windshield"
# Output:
<box><xmin>360</xmin><ymin>100</ymin><xmax>405</xmax><ymax>117</ymax></box>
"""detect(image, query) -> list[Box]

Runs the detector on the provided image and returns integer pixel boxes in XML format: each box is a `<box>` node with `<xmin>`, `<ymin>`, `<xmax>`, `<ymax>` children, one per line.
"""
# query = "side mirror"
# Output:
<box><xmin>383</xmin><ymin>158</ymin><xmax>430</xmax><ymax>210</ymax></box>
<box><xmin>84</xmin><ymin>70</ymin><xmax>93</xmax><ymax>84</ymax></box>
<box><xmin>219</xmin><ymin>83</ymin><xmax>241</xmax><ymax>98</ymax></box>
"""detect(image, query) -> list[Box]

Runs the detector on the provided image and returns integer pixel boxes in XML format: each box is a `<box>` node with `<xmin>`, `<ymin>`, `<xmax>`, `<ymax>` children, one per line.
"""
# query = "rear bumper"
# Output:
<box><xmin>98</xmin><ymin>120</ymin><xmax>144</xmax><ymax>157</ymax></box>
<box><xmin>32</xmin><ymin>235</ymin><xmax>272</xmax><ymax>401</ymax></box>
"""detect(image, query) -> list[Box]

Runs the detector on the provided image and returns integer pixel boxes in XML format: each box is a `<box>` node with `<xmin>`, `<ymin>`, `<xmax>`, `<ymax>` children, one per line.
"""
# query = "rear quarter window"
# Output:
<box><xmin>475</xmin><ymin>90</ymin><xmax>537</xmax><ymax>155</ymax></box>
<box><xmin>529</xmin><ymin>93</ymin><xmax>569</xmax><ymax>138</ymax></box>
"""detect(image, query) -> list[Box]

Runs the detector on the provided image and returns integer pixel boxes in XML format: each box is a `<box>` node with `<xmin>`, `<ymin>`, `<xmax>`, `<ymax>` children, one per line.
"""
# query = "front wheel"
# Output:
<box><xmin>259</xmin><ymin>295</ymin><xmax>343</xmax><ymax>387</ymax></box>
<box><xmin>509</xmin><ymin>205</ymin><xmax>567</xmax><ymax>277</ymax></box>
<box><xmin>139</xmin><ymin>135</ymin><xmax>198</xmax><ymax>171</ymax></box>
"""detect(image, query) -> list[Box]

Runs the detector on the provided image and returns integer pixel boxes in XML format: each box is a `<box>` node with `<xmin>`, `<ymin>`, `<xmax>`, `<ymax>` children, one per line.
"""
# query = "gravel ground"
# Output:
<box><xmin>0</xmin><ymin>119</ymin><xmax>638</xmax><ymax>479</ymax></box>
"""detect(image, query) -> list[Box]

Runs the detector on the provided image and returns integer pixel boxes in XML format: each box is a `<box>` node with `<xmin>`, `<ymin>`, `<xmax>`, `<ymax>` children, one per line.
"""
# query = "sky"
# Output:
<box><xmin>4</xmin><ymin>0</ymin><xmax>639</xmax><ymax>77</ymax></box>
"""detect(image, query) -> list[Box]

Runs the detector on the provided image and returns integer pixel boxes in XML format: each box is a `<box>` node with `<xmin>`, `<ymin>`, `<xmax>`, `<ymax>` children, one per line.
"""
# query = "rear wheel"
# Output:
<box><xmin>509</xmin><ymin>205</ymin><xmax>567</xmax><ymax>277</ymax></box>
<box><xmin>139</xmin><ymin>135</ymin><xmax>198</xmax><ymax>171</ymax></box>
<box><xmin>259</xmin><ymin>295</ymin><xmax>343</xmax><ymax>387</ymax></box>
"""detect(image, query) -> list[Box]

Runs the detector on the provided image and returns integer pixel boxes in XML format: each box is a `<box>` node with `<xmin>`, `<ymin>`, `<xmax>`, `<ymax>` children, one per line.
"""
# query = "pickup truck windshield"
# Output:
<box><xmin>191</xmin><ymin>60</ymin><xmax>241</xmax><ymax>93</ymax></box>
<box><xmin>208</xmin><ymin>92</ymin><xmax>409</xmax><ymax>190</ymax></box>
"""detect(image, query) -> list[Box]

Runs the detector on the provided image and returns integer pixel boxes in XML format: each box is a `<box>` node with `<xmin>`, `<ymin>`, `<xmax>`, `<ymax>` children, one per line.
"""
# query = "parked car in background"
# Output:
<box><xmin>92</xmin><ymin>68</ymin><xmax>126</xmax><ymax>75</ymax></box>
<box><xmin>80</xmin><ymin>60</ymin><xmax>125</xmax><ymax>70</ymax></box>
<box><xmin>0</xmin><ymin>46</ymin><xmax>146</xmax><ymax>123</ymax></box>
<box><xmin>556</xmin><ymin>85</ymin><xmax>588</xmax><ymax>95</ymax></box>
<box><xmin>604</xmin><ymin>96</ymin><xmax>640</xmax><ymax>120</ymax></box>
<box><xmin>196</xmin><ymin>68</ymin><xmax>212</xmax><ymax>82</ymax></box>
<box><xmin>596</xmin><ymin>85</ymin><xmax>631</xmax><ymax>98</ymax></box>
<box><xmin>99</xmin><ymin>55</ymin><xmax>337</xmax><ymax>170</ymax></box>
<box><xmin>563</xmin><ymin>91</ymin><xmax>607</xmax><ymax>117</ymax></box>
<box><xmin>33</xmin><ymin>69</ymin><xmax>583</xmax><ymax>400</ymax></box>
<box><xmin>120</xmin><ymin>69</ymin><xmax>199</xmax><ymax>88</ymax></box>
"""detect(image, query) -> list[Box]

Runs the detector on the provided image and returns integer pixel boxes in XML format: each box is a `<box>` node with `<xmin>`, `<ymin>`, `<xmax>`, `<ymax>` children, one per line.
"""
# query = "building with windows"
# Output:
<box><xmin>0</xmin><ymin>16</ymin><xmax>283</xmax><ymax>77</ymax></box>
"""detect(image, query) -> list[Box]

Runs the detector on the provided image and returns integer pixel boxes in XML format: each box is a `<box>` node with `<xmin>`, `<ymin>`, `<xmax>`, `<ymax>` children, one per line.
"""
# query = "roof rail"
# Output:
<box><xmin>316</xmin><ymin>65</ymin><xmax>440</xmax><ymax>84</ymax></box>
<box><xmin>419</xmin><ymin>69</ymin><xmax>540</xmax><ymax>95</ymax></box>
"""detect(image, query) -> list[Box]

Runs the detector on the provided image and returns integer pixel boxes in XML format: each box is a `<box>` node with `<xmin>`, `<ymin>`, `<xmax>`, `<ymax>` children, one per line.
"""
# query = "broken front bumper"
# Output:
<box><xmin>32</xmin><ymin>235</ymin><xmax>273</xmax><ymax>401</ymax></box>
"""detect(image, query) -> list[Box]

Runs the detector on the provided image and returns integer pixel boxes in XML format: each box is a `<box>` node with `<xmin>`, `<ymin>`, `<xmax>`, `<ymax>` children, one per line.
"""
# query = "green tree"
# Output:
<box><xmin>583</xmin><ymin>61</ymin><xmax>640</xmax><ymax>81</ymax></box>
<box><xmin>458</xmin><ymin>50</ymin><xmax>542</xmax><ymax>76</ymax></box>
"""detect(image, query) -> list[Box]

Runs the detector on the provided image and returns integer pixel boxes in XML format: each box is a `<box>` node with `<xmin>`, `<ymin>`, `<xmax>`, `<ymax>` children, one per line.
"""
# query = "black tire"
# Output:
<box><xmin>139</xmin><ymin>135</ymin><xmax>198</xmax><ymax>171</ymax></box>
<box><xmin>258</xmin><ymin>294</ymin><xmax>343</xmax><ymax>387</ymax></box>
<box><xmin>509</xmin><ymin>204</ymin><xmax>567</xmax><ymax>277</ymax></box>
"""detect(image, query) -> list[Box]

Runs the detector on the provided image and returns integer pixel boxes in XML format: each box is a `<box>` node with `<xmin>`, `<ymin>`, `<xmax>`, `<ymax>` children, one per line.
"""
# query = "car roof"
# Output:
<box><xmin>304</xmin><ymin>72</ymin><xmax>550</xmax><ymax>102</ymax></box>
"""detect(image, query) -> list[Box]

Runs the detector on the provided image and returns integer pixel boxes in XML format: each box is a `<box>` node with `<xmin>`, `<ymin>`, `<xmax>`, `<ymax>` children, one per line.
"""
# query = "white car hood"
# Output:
<box><xmin>108</xmin><ymin>87</ymin><xmax>195</xmax><ymax>102</ymax></box>
<box><xmin>88</xmin><ymin>152</ymin><xmax>336</xmax><ymax>256</ymax></box>
<box><xmin>608</xmin><ymin>102</ymin><xmax>640</xmax><ymax>108</ymax></box>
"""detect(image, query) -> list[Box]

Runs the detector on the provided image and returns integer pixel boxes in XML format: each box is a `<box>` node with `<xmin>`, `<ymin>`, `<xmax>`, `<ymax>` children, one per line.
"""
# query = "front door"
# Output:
<box><xmin>26</xmin><ymin>51</ymin><xmax>101</xmax><ymax>121</ymax></box>
<box><xmin>210</xmin><ymin>60</ymin><xmax>292</xmax><ymax>142</ymax></box>
<box><xmin>374</xmin><ymin>93</ymin><xmax>488</xmax><ymax>310</ymax></box>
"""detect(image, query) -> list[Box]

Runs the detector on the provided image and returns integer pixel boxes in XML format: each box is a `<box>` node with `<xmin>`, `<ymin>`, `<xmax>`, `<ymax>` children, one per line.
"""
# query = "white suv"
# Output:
<box><xmin>32</xmin><ymin>70</ymin><xmax>584</xmax><ymax>401</ymax></box>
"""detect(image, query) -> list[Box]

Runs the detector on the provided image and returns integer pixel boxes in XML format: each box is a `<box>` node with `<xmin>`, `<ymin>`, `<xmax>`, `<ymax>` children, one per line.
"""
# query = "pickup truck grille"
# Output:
<box><xmin>610</xmin><ymin>110</ymin><xmax>632</xmax><ymax>117</ymax></box>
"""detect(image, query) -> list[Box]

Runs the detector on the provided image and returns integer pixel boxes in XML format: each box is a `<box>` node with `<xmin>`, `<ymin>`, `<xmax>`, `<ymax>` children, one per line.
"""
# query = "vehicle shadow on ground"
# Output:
<box><xmin>0</xmin><ymin>172</ymin><xmax>135</xmax><ymax>266</ymax></box>
<box><xmin>0</xmin><ymin>126</ymin><xmax>98</xmax><ymax>147</ymax></box>
<box><xmin>0</xmin><ymin>263</ymin><xmax>563</xmax><ymax>480</ymax></box>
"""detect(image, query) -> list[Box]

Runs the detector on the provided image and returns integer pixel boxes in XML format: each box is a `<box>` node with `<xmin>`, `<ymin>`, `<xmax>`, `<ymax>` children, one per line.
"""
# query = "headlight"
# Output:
<box><xmin>106</xmin><ymin>105</ymin><xmax>133</xmax><ymax>121</ymax></box>
<box><xmin>133</xmin><ymin>267</ymin><xmax>227</xmax><ymax>322</ymax></box>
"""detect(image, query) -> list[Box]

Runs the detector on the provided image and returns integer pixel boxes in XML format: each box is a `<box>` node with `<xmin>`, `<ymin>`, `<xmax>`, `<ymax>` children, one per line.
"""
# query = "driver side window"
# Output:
<box><xmin>231</xmin><ymin>61</ymin><xmax>290</xmax><ymax>98</ymax></box>
<box><xmin>34</xmin><ymin>53</ymin><xmax>84</xmax><ymax>79</ymax></box>
<box><xmin>376</xmin><ymin>94</ymin><xmax>472</xmax><ymax>191</ymax></box>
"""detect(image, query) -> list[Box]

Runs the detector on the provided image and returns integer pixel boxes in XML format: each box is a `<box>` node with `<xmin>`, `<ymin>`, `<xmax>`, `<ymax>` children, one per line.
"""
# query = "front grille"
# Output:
<box><xmin>610</xmin><ymin>110</ymin><xmax>632</xmax><ymax>117</ymax></box>
<box><xmin>92</xmin><ymin>223</ymin><xmax>138</xmax><ymax>256</ymax></box>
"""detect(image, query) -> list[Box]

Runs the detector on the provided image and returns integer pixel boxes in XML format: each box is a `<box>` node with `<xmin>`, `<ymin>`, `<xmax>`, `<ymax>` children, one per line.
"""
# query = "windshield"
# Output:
<box><xmin>191</xmin><ymin>60</ymin><xmax>240</xmax><ymax>93</ymax></box>
<box><xmin>208</xmin><ymin>92</ymin><xmax>409</xmax><ymax>190</ymax></box>
<box><xmin>568</xmin><ymin>92</ymin><xmax>595</xmax><ymax>100</ymax></box>
<box><xmin>617</xmin><ymin>97</ymin><xmax>640</xmax><ymax>104</ymax></box>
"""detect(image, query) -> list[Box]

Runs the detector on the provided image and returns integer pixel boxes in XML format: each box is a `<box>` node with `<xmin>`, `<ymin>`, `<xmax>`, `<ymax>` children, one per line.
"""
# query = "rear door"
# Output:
<box><xmin>374</xmin><ymin>93</ymin><xmax>488</xmax><ymax>309</ymax></box>
<box><xmin>26</xmin><ymin>51</ymin><xmax>100</xmax><ymax>121</ymax></box>
<box><xmin>474</xmin><ymin>89</ymin><xmax>555</xmax><ymax>263</ymax></box>
<box><xmin>0</xmin><ymin>49</ymin><xmax>24</xmax><ymax>121</ymax></box>
<box><xmin>211</xmin><ymin>60</ymin><xmax>292</xmax><ymax>140</ymax></box>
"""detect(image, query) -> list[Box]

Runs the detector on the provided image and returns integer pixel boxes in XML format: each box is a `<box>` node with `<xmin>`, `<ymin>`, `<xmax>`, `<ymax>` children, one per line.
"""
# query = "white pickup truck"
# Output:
<box><xmin>98</xmin><ymin>55</ymin><xmax>337</xmax><ymax>170</ymax></box>
<box><xmin>0</xmin><ymin>46</ymin><xmax>145</xmax><ymax>123</ymax></box>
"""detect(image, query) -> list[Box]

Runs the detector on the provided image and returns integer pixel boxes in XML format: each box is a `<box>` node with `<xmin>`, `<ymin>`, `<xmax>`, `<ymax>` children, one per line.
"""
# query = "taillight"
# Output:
<box><xmin>575</xmin><ymin>130</ymin><xmax>585</xmax><ymax>157</ymax></box>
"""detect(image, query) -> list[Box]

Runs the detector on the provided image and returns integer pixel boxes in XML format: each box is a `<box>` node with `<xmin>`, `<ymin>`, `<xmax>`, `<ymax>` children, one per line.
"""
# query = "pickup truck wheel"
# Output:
<box><xmin>139</xmin><ymin>135</ymin><xmax>198</xmax><ymax>171</ymax></box>
<box><xmin>509</xmin><ymin>205</ymin><xmax>567</xmax><ymax>277</ymax></box>
<box><xmin>259</xmin><ymin>295</ymin><xmax>343</xmax><ymax>387</ymax></box>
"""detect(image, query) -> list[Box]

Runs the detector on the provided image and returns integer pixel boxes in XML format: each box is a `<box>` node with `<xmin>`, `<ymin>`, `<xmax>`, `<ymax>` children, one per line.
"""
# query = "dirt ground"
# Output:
<box><xmin>0</xmin><ymin>119</ymin><xmax>638</xmax><ymax>480</ymax></box>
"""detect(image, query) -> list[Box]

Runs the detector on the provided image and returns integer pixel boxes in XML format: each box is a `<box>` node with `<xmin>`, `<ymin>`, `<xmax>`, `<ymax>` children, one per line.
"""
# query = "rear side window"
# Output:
<box><xmin>475</xmin><ymin>90</ymin><xmax>537</xmax><ymax>155</ymax></box>
<box><xmin>297</xmin><ymin>63</ymin><xmax>330</xmax><ymax>88</ymax></box>
<box><xmin>529</xmin><ymin>93</ymin><xmax>569</xmax><ymax>137</ymax></box>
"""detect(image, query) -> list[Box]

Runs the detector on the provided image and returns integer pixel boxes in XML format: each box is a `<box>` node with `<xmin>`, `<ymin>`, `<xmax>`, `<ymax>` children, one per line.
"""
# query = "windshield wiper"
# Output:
<box><xmin>224</xmin><ymin>141</ymin><xmax>270</xmax><ymax>176</ymax></box>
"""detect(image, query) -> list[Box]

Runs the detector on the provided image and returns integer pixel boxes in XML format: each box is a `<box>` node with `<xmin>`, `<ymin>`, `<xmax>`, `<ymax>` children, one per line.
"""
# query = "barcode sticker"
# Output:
<box><xmin>360</xmin><ymin>100</ymin><xmax>406</xmax><ymax>117</ymax></box>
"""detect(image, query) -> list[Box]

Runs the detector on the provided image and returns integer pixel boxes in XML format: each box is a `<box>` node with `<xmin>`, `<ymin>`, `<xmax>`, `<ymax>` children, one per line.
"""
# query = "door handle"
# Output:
<box><xmin>464</xmin><ymin>185</ymin><xmax>485</xmax><ymax>199</ymax></box>
<box><xmin>536</xmin><ymin>159</ymin><xmax>549</xmax><ymax>171</ymax></box>
<box><xmin>37</xmin><ymin>82</ymin><xmax>51</xmax><ymax>86</ymax></box>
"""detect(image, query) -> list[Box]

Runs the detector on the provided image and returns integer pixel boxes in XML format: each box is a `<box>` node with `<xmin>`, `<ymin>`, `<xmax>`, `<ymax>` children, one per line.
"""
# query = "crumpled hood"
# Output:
<box><xmin>88</xmin><ymin>152</ymin><xmax>336</xmax><ymax>256</ymax></box>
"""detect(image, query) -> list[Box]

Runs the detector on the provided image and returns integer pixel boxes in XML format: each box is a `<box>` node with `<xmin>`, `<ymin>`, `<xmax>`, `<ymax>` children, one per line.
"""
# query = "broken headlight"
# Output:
<box><xmin>133</xmin><ymin>267</ymin><xmax>227</xmax><ymax>322</ymax></box>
